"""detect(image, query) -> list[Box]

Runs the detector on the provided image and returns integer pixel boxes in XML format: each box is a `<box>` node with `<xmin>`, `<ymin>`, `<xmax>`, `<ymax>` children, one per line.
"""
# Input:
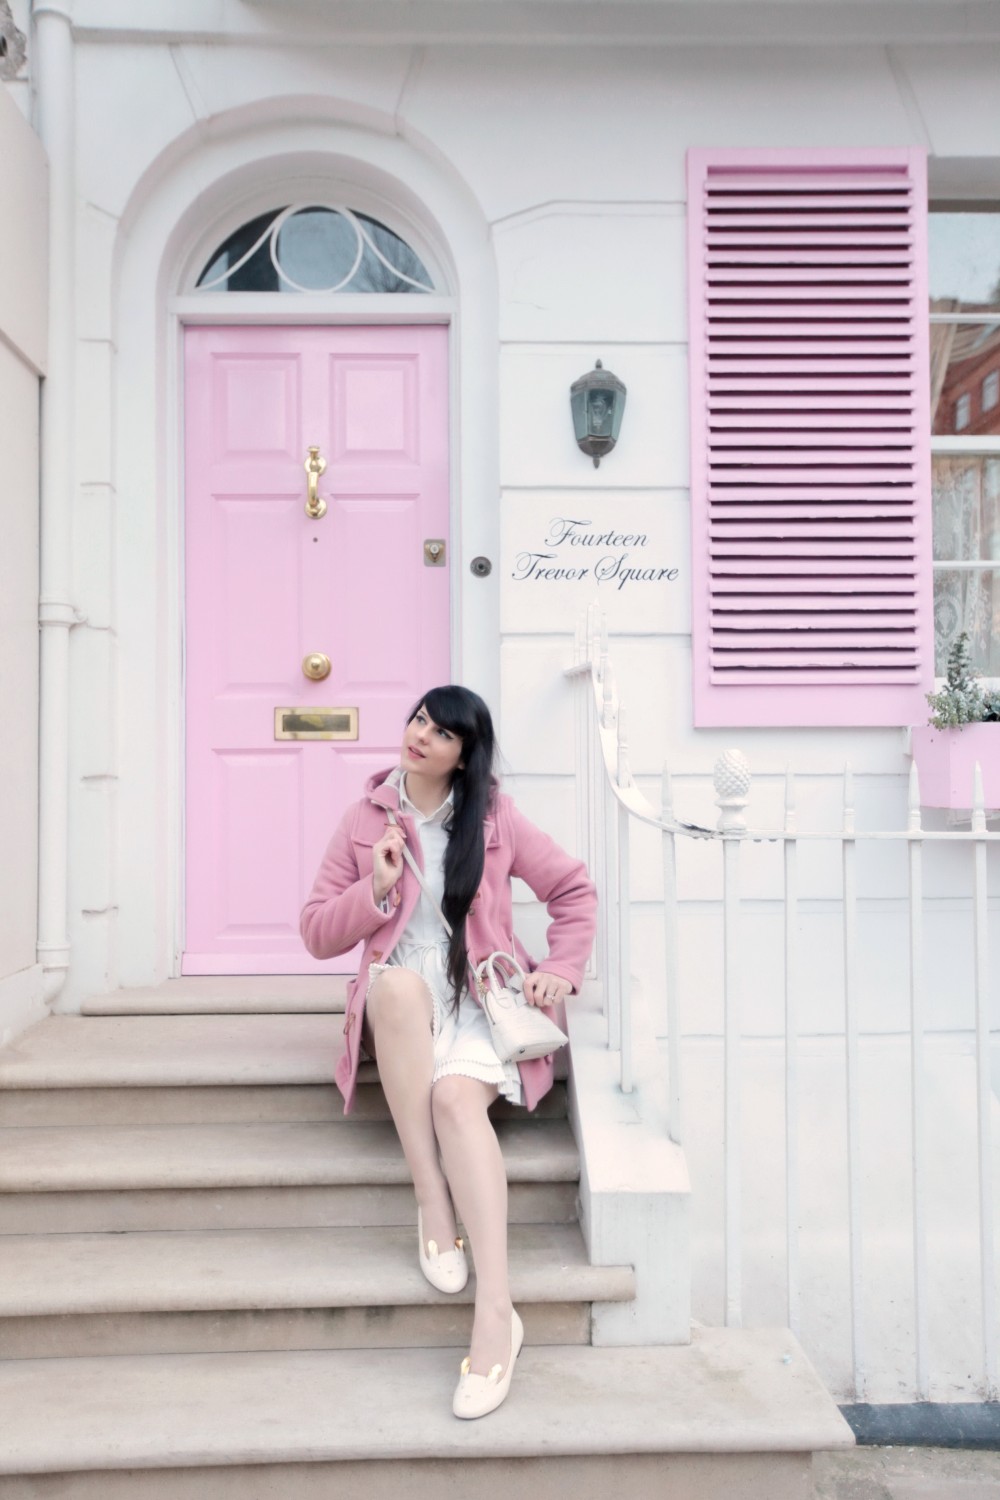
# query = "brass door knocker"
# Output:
<box><xmin>304</xmin><ymin>446</ymin><xmax>328</xmax><ymax>519</ymax></box>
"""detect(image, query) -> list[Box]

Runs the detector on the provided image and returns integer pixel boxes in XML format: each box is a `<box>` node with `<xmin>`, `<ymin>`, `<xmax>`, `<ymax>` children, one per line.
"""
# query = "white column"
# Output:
<box><xmin>33</xmin><ymin>0</ymin><xmax>76</xmax><ymax>1003</ymax></box>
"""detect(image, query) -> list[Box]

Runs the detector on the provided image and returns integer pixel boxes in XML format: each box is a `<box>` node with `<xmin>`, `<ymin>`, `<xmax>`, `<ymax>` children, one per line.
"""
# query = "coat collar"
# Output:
<box><xmin>365</xmin><ymin>768</ymin><xmax>498</xmax><ymax>846</ymax></box>
<box><xmin>368</xmin><ymin>773</ymin><xmax>401</xmax><ymax>812</ymax></box>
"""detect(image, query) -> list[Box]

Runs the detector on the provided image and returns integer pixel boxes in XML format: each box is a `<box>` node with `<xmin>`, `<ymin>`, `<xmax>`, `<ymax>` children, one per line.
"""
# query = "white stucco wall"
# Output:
<box><xmin>43</xmin><ymin>9</ymin><xmax>1000</xmax><ymax>1030</ymax></box>
<box><xmin>0</xmin><ymin>77</ymin><xmax>47</xmax><ymax>1042</ymax></box>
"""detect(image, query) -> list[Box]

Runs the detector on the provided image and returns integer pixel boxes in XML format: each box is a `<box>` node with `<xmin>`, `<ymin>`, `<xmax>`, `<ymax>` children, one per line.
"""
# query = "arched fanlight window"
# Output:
<box><xmin>196</xmin><ymin>205</ymin><xmax>436</xmax><ymax>294</ymax></box>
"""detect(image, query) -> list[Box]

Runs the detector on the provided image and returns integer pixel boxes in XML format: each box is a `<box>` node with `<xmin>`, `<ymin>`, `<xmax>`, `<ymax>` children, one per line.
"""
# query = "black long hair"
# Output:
<box><xmin>406</xmin><ymin>685</ymin><xmax>498</xmax><ymax>1009</ymax></box>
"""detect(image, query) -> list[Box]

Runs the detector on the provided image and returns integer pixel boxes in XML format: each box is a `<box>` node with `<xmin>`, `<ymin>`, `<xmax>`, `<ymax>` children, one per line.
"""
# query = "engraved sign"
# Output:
<box><xmin>502</xmin><ymin>501</ymin><xmax>688</xmax><ymax>635</ymax></box>
<box><xmin>512</xmin><ymin>516</ymin><xmax>680</xmax><ymax>591</ymax></box>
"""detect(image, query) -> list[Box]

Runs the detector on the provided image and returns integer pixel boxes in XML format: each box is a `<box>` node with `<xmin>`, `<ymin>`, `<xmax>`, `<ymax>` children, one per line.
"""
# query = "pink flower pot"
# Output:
<box><xmin>910</xmin><ymin>723</ymin><xmax>1000</xmax><ymax>809</ymax></box>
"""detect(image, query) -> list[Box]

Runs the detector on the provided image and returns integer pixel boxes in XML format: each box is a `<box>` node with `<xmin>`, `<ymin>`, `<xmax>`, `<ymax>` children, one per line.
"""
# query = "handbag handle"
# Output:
<box><xmin>479</xmin><ymin>951</ymin><xmax>527</xmax><ymax>994</ymax></box>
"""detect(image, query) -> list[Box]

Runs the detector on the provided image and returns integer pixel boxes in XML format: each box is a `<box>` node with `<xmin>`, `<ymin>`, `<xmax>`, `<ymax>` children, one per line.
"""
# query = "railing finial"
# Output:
<box><xmin>972</xmin><ymin>761</ymin><xmax>987</xmax><ymax>834</ymax></box>
<box><xmin>617</xmin><ymin>707</ymin><xmax>630</xmax><ymax>787</ymax></box>
<box><xmin>714</xmin><ymin>748</ymin><xmax>751</xmax><ymax>832</ymax></box>
<box><xmin>907</xmin><ymin>761</ymin><xmax>923</xmax><ymax>833</ymax></box>
<box><xmin>784</xmin><ymin>765</ymin><xmax>797</xmax><ymax>834</ymax></box>
<box><xmin>843</xmin><ymin>762</ymin><xmax>855</xmax><ymax>837</ymax></box>
<box><xmin>662</xmin><ymin>762</ymin><xmax>674</xmax><ymax>822</ymax></box>
<box><xmin>602</xmin><ymin>666</ymin><xmax>616</xmax><ymax>729</ymax></box>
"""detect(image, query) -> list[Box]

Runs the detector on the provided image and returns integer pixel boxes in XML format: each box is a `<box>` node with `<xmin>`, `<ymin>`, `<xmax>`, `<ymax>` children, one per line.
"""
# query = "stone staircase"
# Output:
<box><xmin>0</xmin><ymin>981</ymin><xmax>852</xmax><ymax>1497</ymax></box>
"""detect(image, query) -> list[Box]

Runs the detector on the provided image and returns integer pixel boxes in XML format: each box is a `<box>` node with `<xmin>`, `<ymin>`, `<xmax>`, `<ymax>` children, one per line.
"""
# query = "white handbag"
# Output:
<box><xmin>385</xmin><ymin>811</ymin><xmax>569</xmax><ymax>1065</ymax></box>
<box><xmin>474</xmin><ymin>951</ymin><xmax>568</xmax><ymax>1063</ymax></box>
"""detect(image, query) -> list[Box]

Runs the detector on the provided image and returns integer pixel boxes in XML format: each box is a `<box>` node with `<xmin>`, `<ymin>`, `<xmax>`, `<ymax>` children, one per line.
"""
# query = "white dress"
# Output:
<box><xmin>364</xmin><ymin>770</ymin><xmax>523</xmax><ymax>1106</ymax></box>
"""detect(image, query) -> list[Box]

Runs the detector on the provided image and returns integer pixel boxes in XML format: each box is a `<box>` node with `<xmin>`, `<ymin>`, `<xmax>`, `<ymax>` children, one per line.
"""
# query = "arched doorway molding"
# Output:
<box><xmin>111</xmin><ymin>110</ymin><xmax>499</xmax><ymax>987</ymax></box>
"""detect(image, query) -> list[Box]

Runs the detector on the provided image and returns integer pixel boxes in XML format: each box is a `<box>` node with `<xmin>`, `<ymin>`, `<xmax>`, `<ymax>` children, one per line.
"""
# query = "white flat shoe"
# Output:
<box><xmin>417</xmin><ymin>1208</ymin><xmax>469</xmax><ymax>1294</ymax></box>
<box><xmin>453</xmin><ymin>1309</ymin><xmax>524</xmax><ymax>1420</ymax></box>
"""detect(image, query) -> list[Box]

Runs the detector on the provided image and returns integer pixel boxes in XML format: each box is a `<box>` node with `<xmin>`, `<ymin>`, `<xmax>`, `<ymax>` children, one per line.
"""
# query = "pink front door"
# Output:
<box><xmin>183</xmin><ymin>325</ymin><xmax>450</xmax><ymax>974</ymax></box>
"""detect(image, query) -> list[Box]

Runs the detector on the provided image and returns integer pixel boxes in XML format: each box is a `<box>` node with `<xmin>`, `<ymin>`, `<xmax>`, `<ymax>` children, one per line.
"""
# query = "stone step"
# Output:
<box><xmin>0</xmin><ymin>1456</ymin><xmax>819</xmax><ymax>1500</ymax></box>
<box><xmin>0</xmin><ymin>1078</ymin><xmax>567</xmax><ymax>1127</ymax></box>
<box><xmin>0</xmin><ymin>1015</ymin><xmax>348</xmax><ymax>1090</ymax></box>
<box><xmin>0</xmin><ymin>1223</ymin><xmax>632</xmax><ymax>1358</ymax></box>
<box><xmin>0</xmin><ymin>1299</ymin><xmax>594</xmax><ymax>1361</ymax></box>
<box><xmin>0</xmin><ymin>1015</ymin><xmax>569</xmax><ymax>1122</ymax></box>
<box><xmin>1</xmin><ymin>1180</ymin><xmax>580</xmax><ymax>1236</ymax></box>
<box><xmin>0</xmin><ymin>1222</ymin><xmax>629</xmax><ymax>1316</ymax></box>
<box><xmin>2</xmin><ymin>1014</ymin><xmax>570</xmax><ymax>1088</ymax></box>
<box><xmin>80</xmin><ymin>977</ymin><xmax>349</xmax><ymax>1015</ymax></box>
<box><xmin>0</xmin><ymin>1118</ymin><xmax>577</xmax><ymax>1193</ymax></box>
<box><xmin>0</xmin><ymin>1331</ymin><xmax>853</xmax><ymax>1498</ymax></box>
<box><xmin>0</xmin><ymin>1118</ymin><xmax>580</xmax><ymax>1235</ymax></box>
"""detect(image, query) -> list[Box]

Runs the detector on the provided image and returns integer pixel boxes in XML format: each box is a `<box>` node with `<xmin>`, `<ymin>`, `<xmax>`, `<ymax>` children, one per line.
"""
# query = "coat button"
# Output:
<box><xmin>392</xmin><ymin>891</ymin><xmax>401</xmax><ymax>907</ymax></box>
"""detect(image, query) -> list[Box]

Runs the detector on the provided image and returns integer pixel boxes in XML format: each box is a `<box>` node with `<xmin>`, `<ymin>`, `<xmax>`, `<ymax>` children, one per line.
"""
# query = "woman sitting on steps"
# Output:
<box><xmin>300</xmin><ymin>685</ymin><xmax>596</xmax><ymax>1419</ymax></box>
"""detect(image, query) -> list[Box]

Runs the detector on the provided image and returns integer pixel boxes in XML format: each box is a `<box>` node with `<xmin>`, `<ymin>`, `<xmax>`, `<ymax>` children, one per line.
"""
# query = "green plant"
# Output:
<box><xmin>926</xmin><ymin>632</ymin><xmax>1000</xmax><ymax>728</ymax></box>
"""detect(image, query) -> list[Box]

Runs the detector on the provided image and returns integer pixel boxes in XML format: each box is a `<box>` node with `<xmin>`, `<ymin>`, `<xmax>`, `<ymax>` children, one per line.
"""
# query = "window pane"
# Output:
<box><xmin>933</xmin><ymin>568</ymin><xmax>1000</xmax><ymax>674</ymax></box>
<box><xmin>930</xmin><ymin>322</ymin><xmax>1000</xmax><ymax>435</ymax></box>
<box><xmin>929</xmin><ymin>211</ymin><xmax>1000</xmax><ymax>310</ymax></box>
<box><xmin>932</xmin><ymin>455</ymin><xmax>1000</xmax><ymax>672</ymax></box>
<box><xmin>932</xmin><ymin>455</ymin><xmax>1000</xmax><ymax>562</ymax></box>
<box><xmin>347</xmin><ymin>213</ymin><xmax>435</xmax><ymax>294</ymax></box>
<box><xmin>198</xmin><ymin>210</ymin><xmax>281</xmax><ymax>292</ymax></box>
<box><xmin>275</xmin><ymin>209</ymin><xmax>361</xmax><ymax>291</ymax></box>
<box><xmin>197</xmin><ymin>206</ymin><xmax>434</xmax><ymax>294</ymax></box>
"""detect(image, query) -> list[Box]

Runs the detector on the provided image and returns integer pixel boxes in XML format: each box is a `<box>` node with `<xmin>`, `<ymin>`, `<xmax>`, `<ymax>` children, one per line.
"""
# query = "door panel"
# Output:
<box><xmin>213</xmin><ymin>354</ymin><xmax>303</xmax><ymax>461</ymax></box>
<box><xmin>331</xmin><ymin>354</ymin><xmax>420</xmax><ymax>461</ymax></box>
<box><xmin>184</xmin><ymin>325</ymin><xmax>450</xmax><ymax>974</ymax></box>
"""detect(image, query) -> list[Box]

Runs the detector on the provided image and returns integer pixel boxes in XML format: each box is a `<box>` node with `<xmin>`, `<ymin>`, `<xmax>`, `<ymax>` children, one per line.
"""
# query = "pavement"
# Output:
<box><xmin>814</xmin><ymin>1447</ymin><xmax>1000</xmax><ymax>1498</ymax></box>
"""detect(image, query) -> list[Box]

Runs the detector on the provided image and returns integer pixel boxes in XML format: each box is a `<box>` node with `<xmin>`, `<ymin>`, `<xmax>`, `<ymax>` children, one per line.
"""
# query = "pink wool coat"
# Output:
<box><xmin>300</xmin><ymin>769</ymin><xmax>597</xmax><ymax>1114</ymax></box>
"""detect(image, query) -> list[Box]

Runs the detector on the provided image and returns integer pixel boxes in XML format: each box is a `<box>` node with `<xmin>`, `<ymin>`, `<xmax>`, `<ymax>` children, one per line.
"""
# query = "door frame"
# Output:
<box><xmin>111</xmin><ymin>130</ymin><xmax>500</xmax><ymax>992</ymax></box>
<box><xmin>171</xmin><ymin>300</ymin><xmax>465</xmax><ymax>976</ymax></box>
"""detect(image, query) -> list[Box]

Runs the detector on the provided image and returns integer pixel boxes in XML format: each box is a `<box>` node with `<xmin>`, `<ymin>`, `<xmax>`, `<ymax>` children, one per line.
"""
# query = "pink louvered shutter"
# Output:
<box><xmin>687</xmin><ymin>148</ymin><xmax>933</xmax><ymax>728</ymax></box>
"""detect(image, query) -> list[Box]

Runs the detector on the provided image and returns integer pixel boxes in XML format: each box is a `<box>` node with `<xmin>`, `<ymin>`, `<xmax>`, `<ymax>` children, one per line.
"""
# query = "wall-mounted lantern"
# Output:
<box><xmin>570</xmin><ymin>359</ymin><xmax>627</xmax><ymax>467</ymax></box>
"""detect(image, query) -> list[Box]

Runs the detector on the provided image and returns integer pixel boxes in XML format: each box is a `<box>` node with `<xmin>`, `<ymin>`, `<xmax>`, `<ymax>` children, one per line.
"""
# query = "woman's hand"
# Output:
<box><xmin>372</xmin><ymin>824</ymin><xmax>407</xmax><ymax>903</ymax></box>
<box><xmin>522</xmin><ymin>971</ymin><xmax>572</xmax><ymax>1008</ymax></box>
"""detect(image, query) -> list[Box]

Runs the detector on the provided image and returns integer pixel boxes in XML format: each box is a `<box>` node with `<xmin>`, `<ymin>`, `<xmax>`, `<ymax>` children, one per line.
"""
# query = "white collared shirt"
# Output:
<box><xmin>388</xmin><ymin>767</ymin><xmax>453</xmax><ymax>944</ymax></box>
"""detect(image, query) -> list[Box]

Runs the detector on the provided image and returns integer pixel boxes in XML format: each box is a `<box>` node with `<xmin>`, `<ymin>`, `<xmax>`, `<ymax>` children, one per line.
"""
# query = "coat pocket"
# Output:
<box><xmin>349</xmin><ymin>832</ymin><xmax>377</xmax><ymax>876</ymax></box>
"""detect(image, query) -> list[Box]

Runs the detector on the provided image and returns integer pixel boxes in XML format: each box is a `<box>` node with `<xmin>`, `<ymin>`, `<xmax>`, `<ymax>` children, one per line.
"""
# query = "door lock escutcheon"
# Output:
<box><xmin>424</xmin><ymin>539</ymin><xmax>446</xmax><ymax>567</ymax></box>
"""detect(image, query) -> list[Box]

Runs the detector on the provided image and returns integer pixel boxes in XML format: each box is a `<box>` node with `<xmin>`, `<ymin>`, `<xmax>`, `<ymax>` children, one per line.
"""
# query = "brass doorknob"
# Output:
<box><xmin>302</xmin><ymin>653</ymin><xmax>332</xmax><ymax>681</ymax></box>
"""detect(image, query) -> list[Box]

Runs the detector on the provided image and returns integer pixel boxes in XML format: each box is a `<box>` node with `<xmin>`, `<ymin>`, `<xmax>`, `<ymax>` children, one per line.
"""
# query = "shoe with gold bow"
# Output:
<box><xmin>452</xmin><ymin>1309</ymin><xmax>523</xmax><ymax>1419</ymax></box>
<box><xmin>417</xmin><ymin>1208</ymin><xmax>469</xmax><ymax>1294</ymax></box>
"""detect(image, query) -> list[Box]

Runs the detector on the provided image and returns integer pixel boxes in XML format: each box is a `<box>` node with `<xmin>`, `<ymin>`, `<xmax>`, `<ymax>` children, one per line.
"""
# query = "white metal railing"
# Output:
<box><xmin>566</xmin><ymin>605</ymin><xmax>999</xmax><ymax>1402</ymax></box>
